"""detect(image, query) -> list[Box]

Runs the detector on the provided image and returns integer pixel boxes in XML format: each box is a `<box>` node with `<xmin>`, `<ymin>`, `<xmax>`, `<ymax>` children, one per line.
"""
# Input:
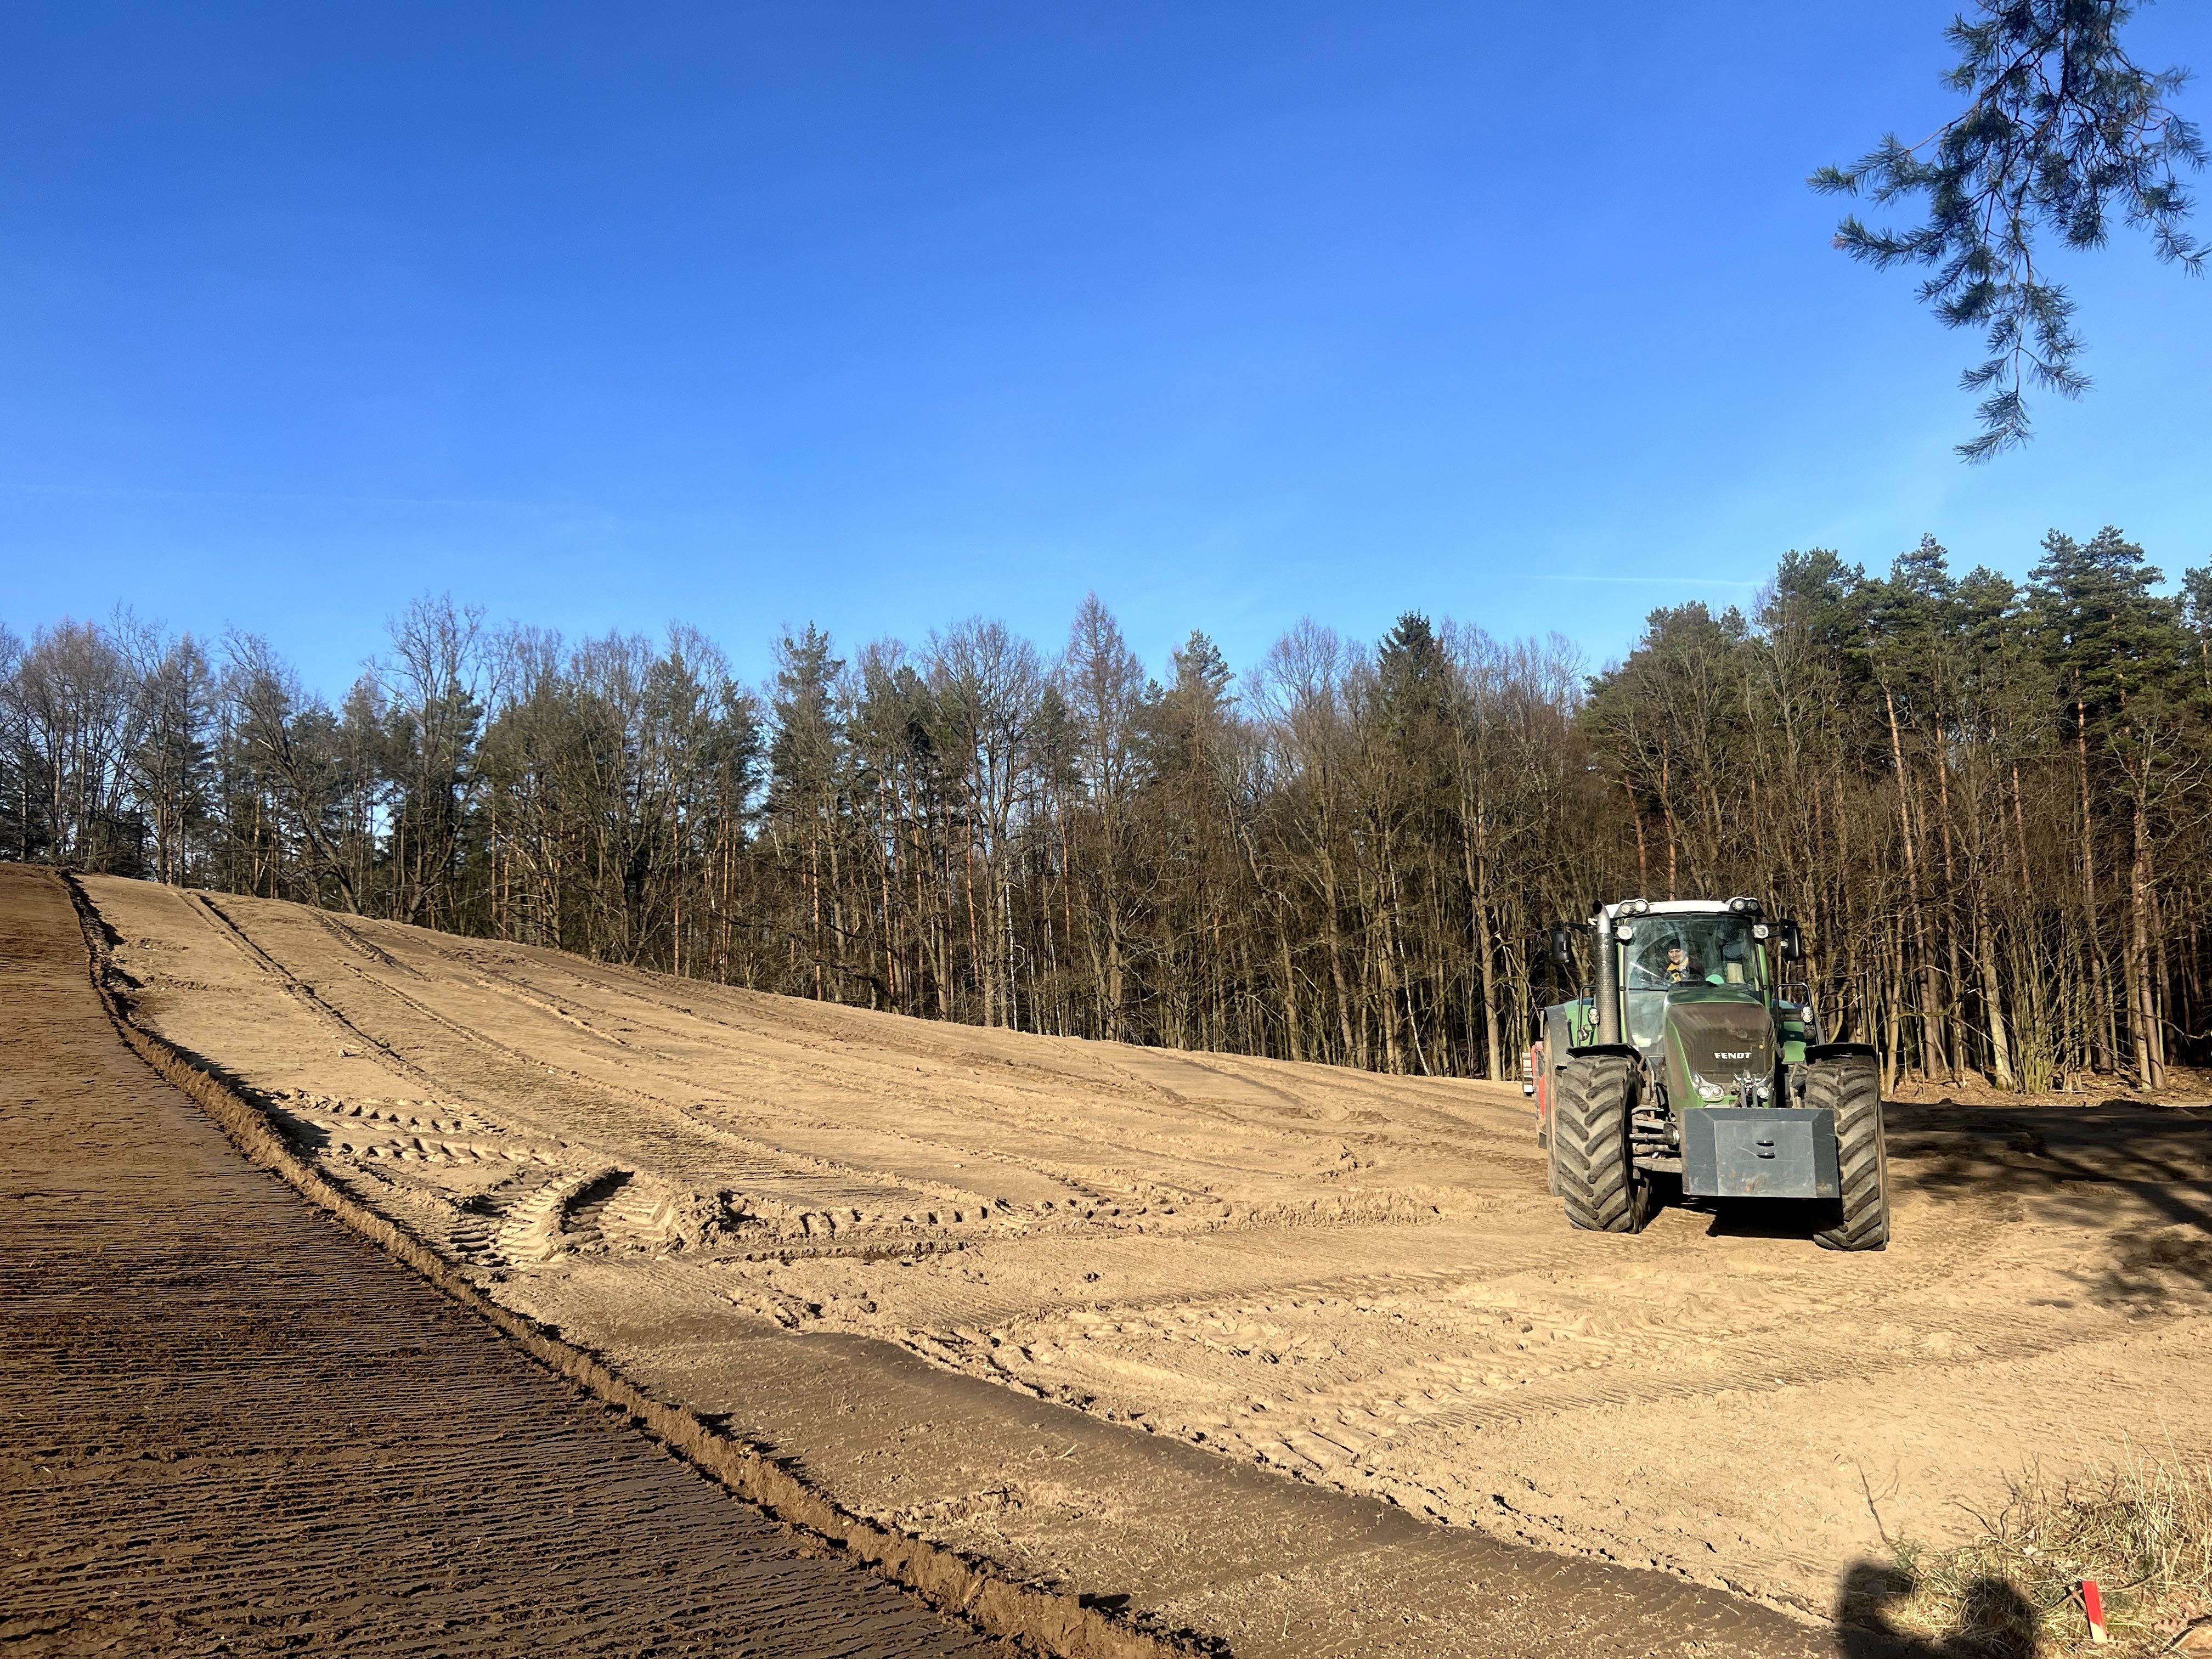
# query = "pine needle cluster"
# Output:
<box><xmin>1814</xmin><ymin>1</ymin><xmax>2206</xmax><ymax>460</ymax></box>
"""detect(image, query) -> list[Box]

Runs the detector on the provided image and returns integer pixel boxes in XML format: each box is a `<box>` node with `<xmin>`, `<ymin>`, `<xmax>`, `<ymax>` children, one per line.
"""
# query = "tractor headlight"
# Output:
<box><xmin>1614</xmin><ymin>922</ymin><xmax>1635</xmax><ymax>941</ymax></box>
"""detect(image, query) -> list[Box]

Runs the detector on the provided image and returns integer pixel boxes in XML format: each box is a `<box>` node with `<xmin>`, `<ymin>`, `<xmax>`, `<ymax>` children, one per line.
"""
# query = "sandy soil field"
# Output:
<box><xmin>2</xmin><ymin>866</ymin><xmax>997</xmax><ymax>1659</ymax></box>
<box><xmin>78</xmin><ymin>873</ymin><xmax>2212</xmax><ymax>1648</ymax></box>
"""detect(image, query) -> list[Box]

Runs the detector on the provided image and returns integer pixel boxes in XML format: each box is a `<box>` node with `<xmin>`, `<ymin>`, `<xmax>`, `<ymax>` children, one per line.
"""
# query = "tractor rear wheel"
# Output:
<box><xmin>1805</xmin><ymin>1052</ymin><xmax>1888</xmax><ymax>1251</ymax></box>
<box><xmin>1553</xmin><ymin>1053</ymin><xmax>1651</xmax><ymax>1234</ymax></box>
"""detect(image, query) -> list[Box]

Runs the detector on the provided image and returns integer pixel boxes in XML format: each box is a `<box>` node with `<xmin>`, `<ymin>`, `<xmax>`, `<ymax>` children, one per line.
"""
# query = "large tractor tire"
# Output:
<box><xmin>1553</xmin><ymin>1053</ymin><xmax>1651</xmax><ymax>1234</ymax></box>
<box><xmin>1804</xmin><ymin>1051</ymin><xmax>1889</xmax><ymax>1251</ymax></box>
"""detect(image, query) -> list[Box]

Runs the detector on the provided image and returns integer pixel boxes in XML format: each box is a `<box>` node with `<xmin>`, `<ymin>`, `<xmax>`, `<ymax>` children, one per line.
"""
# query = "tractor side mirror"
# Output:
<box><xmin>1775</xmin><ymin>920</ymin><xmax>1804</xmax><ymax>962</ymax></box>
<box><xmin>1548</xmin><ymin>924</ymin><xmax>1575</xmax><ymax>972</ymax></box>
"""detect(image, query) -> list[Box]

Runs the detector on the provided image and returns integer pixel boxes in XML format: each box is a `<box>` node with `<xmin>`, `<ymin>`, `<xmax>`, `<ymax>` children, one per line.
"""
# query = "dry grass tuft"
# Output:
<box><xmin>1843</xmin><ymin>1451</ymin><xmax>2212</xmax><ymax>1655</ymax></box>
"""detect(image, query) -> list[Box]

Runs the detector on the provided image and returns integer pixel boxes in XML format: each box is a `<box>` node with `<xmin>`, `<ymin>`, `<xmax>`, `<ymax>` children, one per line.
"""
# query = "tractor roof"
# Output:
<box><xmin>1595</xmin><ymin>896</ymin><xmax>1763</xmax><ymax>921</ymax></box>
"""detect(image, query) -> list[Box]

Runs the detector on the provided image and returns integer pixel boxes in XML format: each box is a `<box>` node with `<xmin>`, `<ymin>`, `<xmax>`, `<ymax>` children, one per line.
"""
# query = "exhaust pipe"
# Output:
<box><xmin>1594</xmin><ymin>913</ymin><xmax>1621</xmax><ymax>1046</ymax></box>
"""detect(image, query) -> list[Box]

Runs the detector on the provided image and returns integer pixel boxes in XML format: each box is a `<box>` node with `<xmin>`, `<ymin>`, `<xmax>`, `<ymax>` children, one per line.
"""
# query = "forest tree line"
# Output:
<box><xmin>7</xmin><ymin>526</ymin><xmax>2209</xmax><ymax>1094</ymax></box>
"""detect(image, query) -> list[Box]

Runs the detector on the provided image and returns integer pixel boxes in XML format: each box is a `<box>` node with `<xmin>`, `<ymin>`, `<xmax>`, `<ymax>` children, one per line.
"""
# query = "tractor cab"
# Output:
<box><xmin>1526</xmin><ymin>895</ymin><xmax>1888</xmax><ymax>1250</ymax></box>
<box><xmin>1608</xmin><ymin>899</ymin><xmax>1799</xmax><ymax>1108</ymax></box>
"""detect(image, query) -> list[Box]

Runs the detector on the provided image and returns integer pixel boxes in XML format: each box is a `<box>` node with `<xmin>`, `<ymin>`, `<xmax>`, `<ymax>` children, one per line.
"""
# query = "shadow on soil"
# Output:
<box><xmin>1886</xmin><ymin>1098</ymin><xmax>2212</xmax><ymax>1300</ymax></box>
<box><xmin>1835</xmin><ymin>1561</ymin><xmax>2041</xmax><ymax>1658</ymax></box>
<box><xmin>1698</xmin><ymin>1197</ymin><xmax>1848</xmax><ymax>1240</ymax></box>
<box><xmin>1666</xmin><ymin>1099</ymin><xmax>2212</xmax><ymax>1300</ymax></box>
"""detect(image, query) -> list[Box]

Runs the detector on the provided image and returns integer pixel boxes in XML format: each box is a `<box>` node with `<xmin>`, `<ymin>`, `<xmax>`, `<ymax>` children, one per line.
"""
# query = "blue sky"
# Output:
<box><xmin>4</xmin><ymin>2</ymin><xmax>2209</xmax><ymax>693</ymax></box>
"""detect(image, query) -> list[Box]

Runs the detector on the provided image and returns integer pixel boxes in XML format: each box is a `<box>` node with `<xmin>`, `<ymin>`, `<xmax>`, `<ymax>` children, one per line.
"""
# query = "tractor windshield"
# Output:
<box><xmin>1621</xmin><ymin>914</ymin><xmax>1763</xmax><ymax>1051</ymax></box>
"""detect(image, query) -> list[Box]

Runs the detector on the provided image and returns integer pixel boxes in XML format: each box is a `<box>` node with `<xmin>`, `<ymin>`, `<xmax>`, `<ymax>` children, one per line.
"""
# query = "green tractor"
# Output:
<box><xmin>1523</xmin><ymin>896</ymin><xmax>1888</xmax><ymax>1250</ymax></box>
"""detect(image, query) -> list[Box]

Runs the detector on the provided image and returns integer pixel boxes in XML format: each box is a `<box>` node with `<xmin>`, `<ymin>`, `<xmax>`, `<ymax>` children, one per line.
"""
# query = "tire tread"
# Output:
<box><xmin>1805</xmin><ymin>1054</ymin><xmax>1889</xmax><ymax>1251</ymax></box>
<box><xmin>1553</xmin><ymin>1055</ymin><xmax>1649</xmax><ymax>1234</ymax></box>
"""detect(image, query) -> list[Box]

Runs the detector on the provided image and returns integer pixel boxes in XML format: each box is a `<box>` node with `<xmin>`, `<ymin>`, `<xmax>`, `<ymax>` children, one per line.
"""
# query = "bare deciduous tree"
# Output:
<box><xmin>11</xmin><ymin>541</ymin><xmax>2210</xmax><ymax>1094</ymax></box>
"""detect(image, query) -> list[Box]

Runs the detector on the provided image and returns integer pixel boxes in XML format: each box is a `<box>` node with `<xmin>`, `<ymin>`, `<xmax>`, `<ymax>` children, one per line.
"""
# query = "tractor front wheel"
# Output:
<box><xmin>1553</xmin><ymin>1053</ymin><xmax>1651</xmax><ymax>1234</ymax></box>
<box><xmin>1805</xmin><ymin>1052</ymin><xmax>1889</xmax><ymax>1251</ymax></box>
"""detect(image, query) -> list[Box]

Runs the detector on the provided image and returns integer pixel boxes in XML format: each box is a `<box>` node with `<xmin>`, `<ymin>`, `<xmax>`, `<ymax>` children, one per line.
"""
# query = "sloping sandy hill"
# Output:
<box><xmin>83</xmin><ymin>873</ymin><xmax>2212</xmax><ymax>1640</ymax></box>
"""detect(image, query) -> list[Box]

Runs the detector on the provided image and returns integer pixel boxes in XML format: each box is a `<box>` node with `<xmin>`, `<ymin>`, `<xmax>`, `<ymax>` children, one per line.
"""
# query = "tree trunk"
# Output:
<box><xmin>1884</xmin><ymin>687</ymin><xmax>1944</xmax><ymax>1079</ymax></box>
<box><xmin>2129</xmin><ymin>783</ymin><xmax>2162</xmax><ymax>1089</ymax></box>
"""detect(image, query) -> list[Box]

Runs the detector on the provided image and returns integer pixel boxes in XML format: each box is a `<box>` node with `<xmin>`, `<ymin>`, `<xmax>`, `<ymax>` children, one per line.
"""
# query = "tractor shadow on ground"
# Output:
<box><xmin>1694</xmin><ymin>1196</ymin><xmax>1846</xmax><ymax>1242</ymax></box>
<box><xmin>1833</xmin><ymin>1560</ymin><xmax>2041</xmax><ymax>1658</ymax></box>
<box><xmin>1884</xmin><ymin>1099</ymin><xmax>2212</xmax><ymax>1301</ymax></box>
<box><xmin>1664</xmin><ymin>1099</ymin><xmax>2212</xmax><ymax>1290</ymax></box>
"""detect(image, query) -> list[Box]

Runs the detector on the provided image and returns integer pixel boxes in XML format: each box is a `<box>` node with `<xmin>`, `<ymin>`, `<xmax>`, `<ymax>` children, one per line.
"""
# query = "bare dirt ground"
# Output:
<box><xmin>0</xmin><ymin>866</ymin><xmax>1000</xmax><ymax>1658</ymax></box>
<box><xmin>73</xmin><ymin>873</ymin><xmax>2212</xmax><ymax>1653</ymax></box>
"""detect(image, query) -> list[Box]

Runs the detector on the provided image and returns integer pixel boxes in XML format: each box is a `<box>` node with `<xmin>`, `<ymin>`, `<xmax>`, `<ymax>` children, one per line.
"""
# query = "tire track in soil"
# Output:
<box><xmin>249</xmin><ymin>928</ymin><xmax>900</xmax><ymax>1261</ymax></box>
<box><xmin>0</xmin><ymin>866</ymin><xmax>1006</xmax><ymax>1659</ymax></box>
<box><xmin>388</xmin><ymin>929</ymin><xmax>1408</xmax><ymax>1239</ymax></box>
<box><xmin>390</xmin><ymin>927</ymin><xmax>1336</xmax><ymax>1169</ymax></box>
<box><xmin>278</xmin><ymin>917</ymin><xmax>1295</xmax><ymax>1246</ymax></box>
<box><xmin>228</xmin><ymin>903</ymin><xmax>961</xmax><ymax>1229</ymax></box>
<box><xmin>428</xmin><ymin>951</ymin><xmax>1153</xmax><ymax>1216</ymax></box>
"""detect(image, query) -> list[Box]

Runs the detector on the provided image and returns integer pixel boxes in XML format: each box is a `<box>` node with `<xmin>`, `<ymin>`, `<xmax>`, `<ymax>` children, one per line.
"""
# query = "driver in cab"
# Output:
<box><xmin>1634</xmin><ymin>935</ymin><xmax>1729</xmax><ymax>988</ymax></box>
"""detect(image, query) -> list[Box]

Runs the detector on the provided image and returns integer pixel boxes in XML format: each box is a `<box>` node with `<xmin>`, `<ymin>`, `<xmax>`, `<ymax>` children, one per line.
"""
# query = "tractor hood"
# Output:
<box><xmin>1664</xmin><ymin>989</ymin><xmax>1775</xmax><ymax>1107</ymax></box>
